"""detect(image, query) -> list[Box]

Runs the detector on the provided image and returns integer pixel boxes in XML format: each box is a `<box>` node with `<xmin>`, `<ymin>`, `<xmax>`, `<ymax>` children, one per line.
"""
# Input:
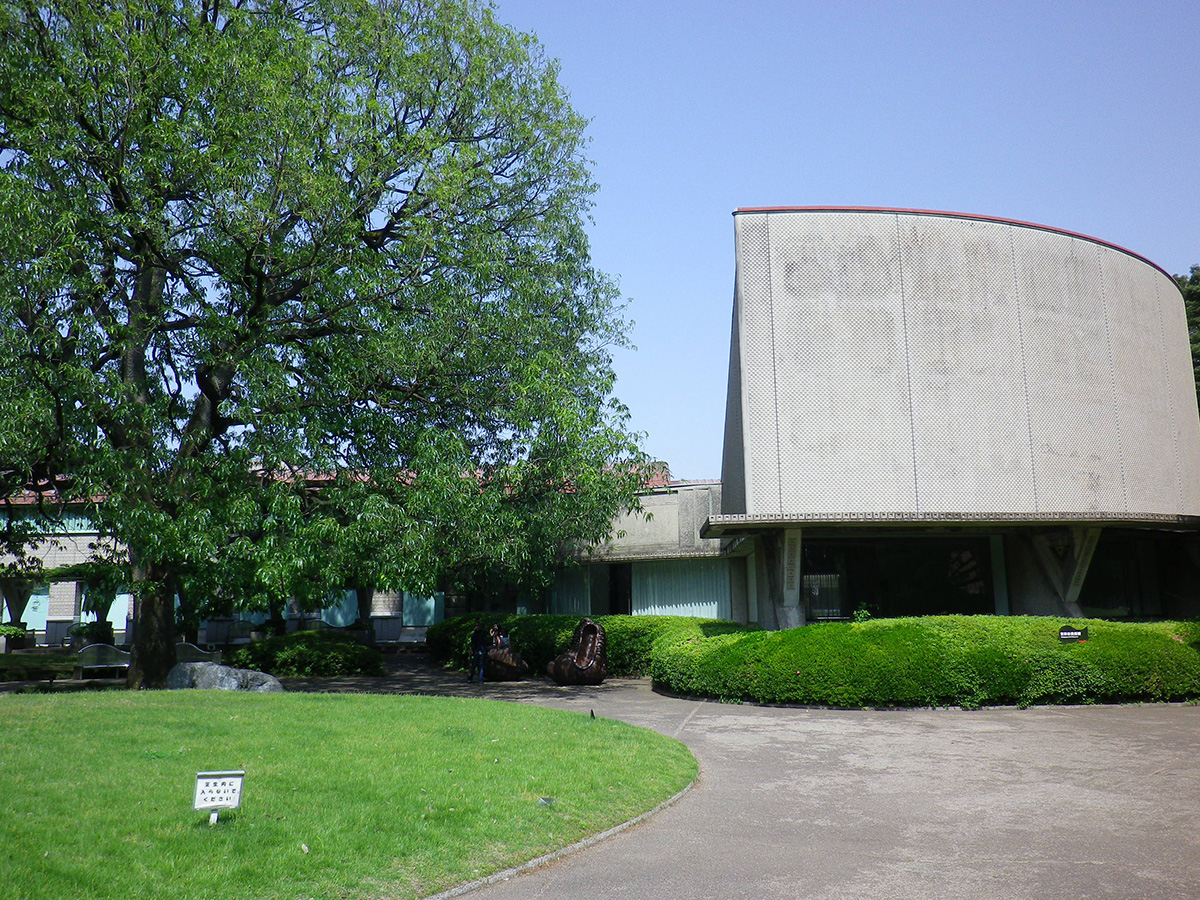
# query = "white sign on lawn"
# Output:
<box><xmin>194</xmin><ymin>770</ymin><xmax>245</xmax><ymax>823</ymax></box>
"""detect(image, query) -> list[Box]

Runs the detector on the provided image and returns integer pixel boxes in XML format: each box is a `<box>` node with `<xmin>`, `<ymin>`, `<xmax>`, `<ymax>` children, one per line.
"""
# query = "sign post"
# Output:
<box><xmin>194</xmin><ymin>770</ymin><xmax>245</xmax><ymax>825</ymax></box>
<box><xmin>1058</xmin><ymin>625</ymin><xmax>1088</xmax><ymax>643</ymax></box>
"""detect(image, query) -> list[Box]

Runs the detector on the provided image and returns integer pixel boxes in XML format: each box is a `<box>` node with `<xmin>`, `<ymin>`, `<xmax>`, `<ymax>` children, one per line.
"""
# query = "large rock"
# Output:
<box><xmin>167</xmin><ymin>661</ymin><xmax>285</xmax><ymax>692</ymax></box>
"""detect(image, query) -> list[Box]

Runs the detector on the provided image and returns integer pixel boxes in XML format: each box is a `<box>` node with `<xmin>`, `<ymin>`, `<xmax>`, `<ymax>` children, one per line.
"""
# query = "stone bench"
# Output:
<box><xmin>72</xmin><ymin>643</ymin><xmax>131</xmax><ymax>679</ymax></box>
<box><xmin>175</xmin><ymin>642</ymin><xmax>222</xmax><ymax>664</ymax></box>
<box><xmin>72</xmin><ymin>642</ymin><xmax>219</xmax><ymax>679</ymax></box>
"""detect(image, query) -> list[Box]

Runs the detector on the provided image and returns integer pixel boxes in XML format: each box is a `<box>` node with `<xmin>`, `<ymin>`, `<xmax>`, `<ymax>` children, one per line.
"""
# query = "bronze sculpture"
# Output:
<box><xmin>546</xmin><ymin>617</ymin><xmax>608</xmax><ymax>685</ymax></box>
<box><xmin>484</xmin><ymin>644</ymin><xmax>531</xmax><ymax>680</ymax></box>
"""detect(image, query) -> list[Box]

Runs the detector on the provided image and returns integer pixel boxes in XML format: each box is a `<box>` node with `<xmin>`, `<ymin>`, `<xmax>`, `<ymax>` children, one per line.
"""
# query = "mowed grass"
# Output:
<box><xmin>1</xmin><ymin>692</ymin><xmax>697</xmax><ymax>900</ymax></box>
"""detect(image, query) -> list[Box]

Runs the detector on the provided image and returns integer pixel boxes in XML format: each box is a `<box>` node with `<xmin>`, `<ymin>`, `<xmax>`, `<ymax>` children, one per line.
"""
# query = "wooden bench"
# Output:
<box><xmin>73</xmin><ymin>643</ymin><xmax>131</xmax><ymax>679</ymax></box>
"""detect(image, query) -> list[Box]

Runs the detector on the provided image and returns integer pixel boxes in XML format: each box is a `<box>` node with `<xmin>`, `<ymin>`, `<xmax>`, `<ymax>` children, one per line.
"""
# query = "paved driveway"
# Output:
<box><xmin>288</xmin><ymin>657</ymin><xmax>1200</xmax><ymax>900</ymax></box>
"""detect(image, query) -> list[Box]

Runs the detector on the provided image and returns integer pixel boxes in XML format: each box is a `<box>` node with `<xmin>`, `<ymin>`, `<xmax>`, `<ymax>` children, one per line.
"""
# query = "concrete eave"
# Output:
<box><xmin>701</xmin><ymin>512</ymin><xmax>1200</xmax><ymax>538</ymax></box>
<box><xmin>577</xmin><ymin>548</ymin><xmax>726</xmax><ymax>564</ymax></box>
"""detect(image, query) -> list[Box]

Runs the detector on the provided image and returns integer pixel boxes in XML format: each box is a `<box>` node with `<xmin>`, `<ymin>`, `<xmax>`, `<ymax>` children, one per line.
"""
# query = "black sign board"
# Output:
<box><xmin>1058</xmin><ymin>626</ymin><xmax>1088</xmax><ymax>643</ymax></box>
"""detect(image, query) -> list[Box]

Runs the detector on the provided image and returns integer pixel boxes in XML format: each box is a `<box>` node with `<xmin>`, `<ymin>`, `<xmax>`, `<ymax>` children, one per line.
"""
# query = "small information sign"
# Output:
<box><xmin>1058</xmin><ymin>626</ymin><xmax>1088</xmax><ymax>643</ymax></box>
<box><xmin>194</xmin><ymin>771</ymin><xmax>245</xmax><ymax>824</ymax></box>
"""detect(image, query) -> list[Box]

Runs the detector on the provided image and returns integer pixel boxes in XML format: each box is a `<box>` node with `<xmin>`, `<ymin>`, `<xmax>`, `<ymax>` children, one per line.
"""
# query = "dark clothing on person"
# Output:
<box><xmin>469</xmin><ymin>624</ymin><xmax>490</xmax><ymax>683</ymax></box>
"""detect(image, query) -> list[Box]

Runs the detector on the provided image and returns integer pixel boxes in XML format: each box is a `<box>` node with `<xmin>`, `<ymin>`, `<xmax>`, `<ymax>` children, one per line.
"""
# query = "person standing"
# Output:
<box><xmin>469</xmin><ymin>623</ymin><xmax>490</xmax><ymax>684</ymax></box>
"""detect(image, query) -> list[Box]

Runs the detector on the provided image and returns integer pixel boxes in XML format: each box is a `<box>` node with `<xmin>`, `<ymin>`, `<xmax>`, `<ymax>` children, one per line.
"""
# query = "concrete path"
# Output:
<box><xmin>285</xmin><ymin>654</ymin><xmax>1200</xmax><ymax>900</ymax></box>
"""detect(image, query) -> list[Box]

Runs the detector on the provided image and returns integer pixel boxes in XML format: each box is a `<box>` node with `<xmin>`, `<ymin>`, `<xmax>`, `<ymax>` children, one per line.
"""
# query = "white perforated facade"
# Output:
<box><xmin>716</xmin><ymin>208</ymin><xmax>1200</xmax><ymax>525</ymax></box>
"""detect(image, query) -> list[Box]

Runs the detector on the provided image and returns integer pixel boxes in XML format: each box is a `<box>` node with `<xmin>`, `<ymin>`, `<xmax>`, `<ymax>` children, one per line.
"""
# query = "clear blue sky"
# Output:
<box><xmin>492</xmin><ymin>0</ymin><xmax>1200</xmax><ymax>480</ymax></box>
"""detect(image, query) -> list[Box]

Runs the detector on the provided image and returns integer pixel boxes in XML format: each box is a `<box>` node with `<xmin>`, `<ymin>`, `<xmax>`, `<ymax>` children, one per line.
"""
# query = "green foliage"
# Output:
<box><xmin>228</xmin><ymin>630</ymin><xmax>384</xmax><ymax>677</ymax></box>
<box><xmin>0</xmin><ymin>0</ymin><xmax>645</xmax><ymax>686</ymax></box>
<box><xmin>427</xmin><ymin>613</ymin><xmax>579</xmax><ymax>673</ymax></box>
<box><xmin>0</xmin><ymin>623</ymin><xmax>28</xmax><ymax>638</ymax></box>
<box><xmin>1178</xmin><ymin>264</ymin><xmax>1200</xmax><ymax>409</ymax></box>
<box><xmin>597</xmin><ymin>615</ymin><xmax>752</xmax><ymax>675</ymax></box>
<box><xmin>648</xmin><ymin>616</ymin><xmax>1200</xmax><ymax>708</ymax></box>
<box><xmin>0</xmin><ymin>651</ymin><xmax>73</xmax><ymax>681</ymax></box>
<box><xmin>427</xmin><ymin>613</ymin><xmax>754</xmax><ymax>676</ymax></box>
<box><xmin>66</xmin><ymin>621</ymin><xmax>111</xmax><ymax>639</ymax></box>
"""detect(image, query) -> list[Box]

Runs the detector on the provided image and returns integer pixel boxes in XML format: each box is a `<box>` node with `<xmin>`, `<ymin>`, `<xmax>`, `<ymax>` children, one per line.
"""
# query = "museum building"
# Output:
<box><xmin>557</xmin><ymin>208</ymin><xmax>1200</xmax><ymax>626</ymax></box>
<box><xmin>7</xmin><ymin>206</ymin><xmax>1200</xmax><ymax>639</ymax></box>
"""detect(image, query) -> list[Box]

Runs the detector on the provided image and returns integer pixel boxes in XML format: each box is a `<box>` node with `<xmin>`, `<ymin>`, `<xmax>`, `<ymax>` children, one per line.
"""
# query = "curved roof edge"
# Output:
<box><xmin>733</xmin><ymin>206</ymin><xmax>1174</xmax><ymax>282</ymax></box>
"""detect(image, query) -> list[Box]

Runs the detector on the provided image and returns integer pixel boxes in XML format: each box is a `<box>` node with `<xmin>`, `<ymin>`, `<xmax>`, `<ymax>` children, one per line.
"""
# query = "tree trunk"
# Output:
<box><xmin>352</xmin><ymin>579</ymin><xmax>374</xmax><ymax>623</ymax></box>
<box><xmin>128</xmin><ymin>565</ymin><xmax>177</xmax><ymax>689</ymax></box>
<box><xmin>353</xmin><ymin>580</ymin><xmax>376</xmax><ymax>644</ymax></box>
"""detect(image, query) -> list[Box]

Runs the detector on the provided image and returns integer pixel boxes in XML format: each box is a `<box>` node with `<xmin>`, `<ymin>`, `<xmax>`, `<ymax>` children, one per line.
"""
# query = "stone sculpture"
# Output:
<box><xmin>546</xmin><ymin>617</ymin><xmax>608</xmax><ymax>685</ymax></box>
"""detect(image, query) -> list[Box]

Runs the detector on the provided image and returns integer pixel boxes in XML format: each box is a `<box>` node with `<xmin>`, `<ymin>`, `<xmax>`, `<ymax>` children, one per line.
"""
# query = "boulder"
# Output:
<box><xmin>167</xmin><ymin>661</ymin><xmax>285</xmax><ymax>692</ymax></box>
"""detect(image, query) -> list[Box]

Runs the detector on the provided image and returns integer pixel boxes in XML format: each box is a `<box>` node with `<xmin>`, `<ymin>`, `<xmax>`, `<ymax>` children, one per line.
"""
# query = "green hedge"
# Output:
<box><xmin>0</xmin><ymin>652</ymin><xmax>74</xmax><ymax>682</ymax></box>
<box><xmin>425</xmin><ymin>613</ymin><xmax>753</xmax><ymax>677</ymax></box>
<box><xmin>228</xmin><ymin>630</ymin><xmax>384</xmax><ymax>677</ymax></box>
<box><xmin>648</xmin><ymin>615</ymin><xmax>1200</xmax><ymax>708</ymax></box>
<box><xmin>429</xmin><ymin>613</ymin><xmax>1200</xmax><ymax>707</ymax></box>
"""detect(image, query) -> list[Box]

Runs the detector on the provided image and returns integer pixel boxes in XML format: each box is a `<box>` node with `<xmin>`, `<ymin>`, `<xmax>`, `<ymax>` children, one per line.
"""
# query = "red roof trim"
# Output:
<box><xmin>733</xmin><ymin>206</ymin><xmax>1173</xmax><ymax>280</ymax></box>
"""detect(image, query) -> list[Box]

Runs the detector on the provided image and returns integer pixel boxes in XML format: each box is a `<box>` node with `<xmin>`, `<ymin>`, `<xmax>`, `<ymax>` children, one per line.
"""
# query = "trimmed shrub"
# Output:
<box><xmin>432</xmin><ymin>613</ymin><xmax>1200</xmax><ymax>707</ymax></box>
<box><xmin>649</xmin><ymin>615</ymin><xmax>1200</xmax><ymax>708</ymax></box>
<box><xmin>228</xmin><ymin>630</ymin><xmax>384</xmax><ymax>677</ymax></box>
<box><xmin>426</xmin><ymin>613</ymin><xmax>753</xmax><ymax>676</ymax></box>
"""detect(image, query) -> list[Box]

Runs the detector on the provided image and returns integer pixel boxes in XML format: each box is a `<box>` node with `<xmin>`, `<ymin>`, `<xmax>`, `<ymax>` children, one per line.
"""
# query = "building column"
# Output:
<box><xmin>1023</xmin><ymin>526</ymin><xmax>1102</xmax><ymax>617</ymax></box>
<box><xmin>759</xmin><ymin>528</ymin><xmax>806</xmax><ymax>630</ymax></box>
<box><xmin>989</xmin><ymin>535</ymin><xmax>1010</xmax><ymax>615</ymax></box>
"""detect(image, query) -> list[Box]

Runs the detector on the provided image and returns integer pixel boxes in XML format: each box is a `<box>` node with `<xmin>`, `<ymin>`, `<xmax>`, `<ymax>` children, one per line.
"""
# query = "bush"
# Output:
<box><xmin>431</xmin><ymin>612</ymin><xmax>1200</xmax><ymax>707</ymax></box>
<box><xmin>228</xmin><ymin>630</ymin><xmax>384</xmax><ymax>677</ymax></box>
<box><xmin>425</xmin><ymin>613</ymin><xmax>754</xmax><ymax>676</ymax></box>
<box><xmin>0</xmin><ymin>624</ymin><xmax>29</xmax><ymax>639</ymax></box>
<box><xmin>425</xmin><ymin>613</ymin><xmax>573</xmax><ymax>673</ymax></box>
<box><xmin>649</xmin><ymin>615</ymin><xmax>1200</xmax><ymax>708</ymax></box>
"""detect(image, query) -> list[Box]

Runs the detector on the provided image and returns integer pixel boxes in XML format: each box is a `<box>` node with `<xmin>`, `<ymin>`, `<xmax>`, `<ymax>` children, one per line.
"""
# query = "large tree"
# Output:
<box><xmin>0</xmin><ymin>0</ymin><xmax>646</xmax><ymax>686</ymax></box>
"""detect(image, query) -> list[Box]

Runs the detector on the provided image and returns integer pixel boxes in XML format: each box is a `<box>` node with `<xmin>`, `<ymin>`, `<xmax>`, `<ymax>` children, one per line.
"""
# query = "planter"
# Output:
<box><xmin>68</xmin><ymin>622</ymin><xmax>115</xmax><ymax>650</ymax></box>
<box><xmin>0</xmin><ymin>624</ymin><xmax>30</xmax><ymax>652</ymax></box>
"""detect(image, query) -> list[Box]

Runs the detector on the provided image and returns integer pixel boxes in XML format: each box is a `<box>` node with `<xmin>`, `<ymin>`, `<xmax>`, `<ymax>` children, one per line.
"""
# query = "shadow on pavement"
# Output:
<box><xmin>278</xmin><ymin>650</ymin><xmax>644</xmax><ymax>704</ymax></box>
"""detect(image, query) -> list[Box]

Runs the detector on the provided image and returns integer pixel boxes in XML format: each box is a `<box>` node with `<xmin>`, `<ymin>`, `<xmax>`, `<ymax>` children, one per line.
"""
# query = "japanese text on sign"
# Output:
<box><xmin>193</xmin><ymin>771</ymin><xmax>245</xmax><ymax>810</ymax></box>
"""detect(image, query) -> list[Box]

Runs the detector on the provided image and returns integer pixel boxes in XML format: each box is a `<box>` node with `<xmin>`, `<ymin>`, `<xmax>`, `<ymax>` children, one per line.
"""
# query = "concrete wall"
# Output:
<box><xmin>723</xmin><ymin>208</ymin><xmax>1200</xmax><ymax>523</ymax></box>
<box><xmin>589</xmin><ymin>482</ymin><xmax>724</xmax><ymax>561</ymax></box>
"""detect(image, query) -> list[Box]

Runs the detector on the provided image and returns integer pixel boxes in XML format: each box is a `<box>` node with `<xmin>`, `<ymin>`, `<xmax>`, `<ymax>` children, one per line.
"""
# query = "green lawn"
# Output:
<box><xmin>1</xmin><ymin>692</ymin><xmax>696</xmax><ymax>900</ymax></box>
